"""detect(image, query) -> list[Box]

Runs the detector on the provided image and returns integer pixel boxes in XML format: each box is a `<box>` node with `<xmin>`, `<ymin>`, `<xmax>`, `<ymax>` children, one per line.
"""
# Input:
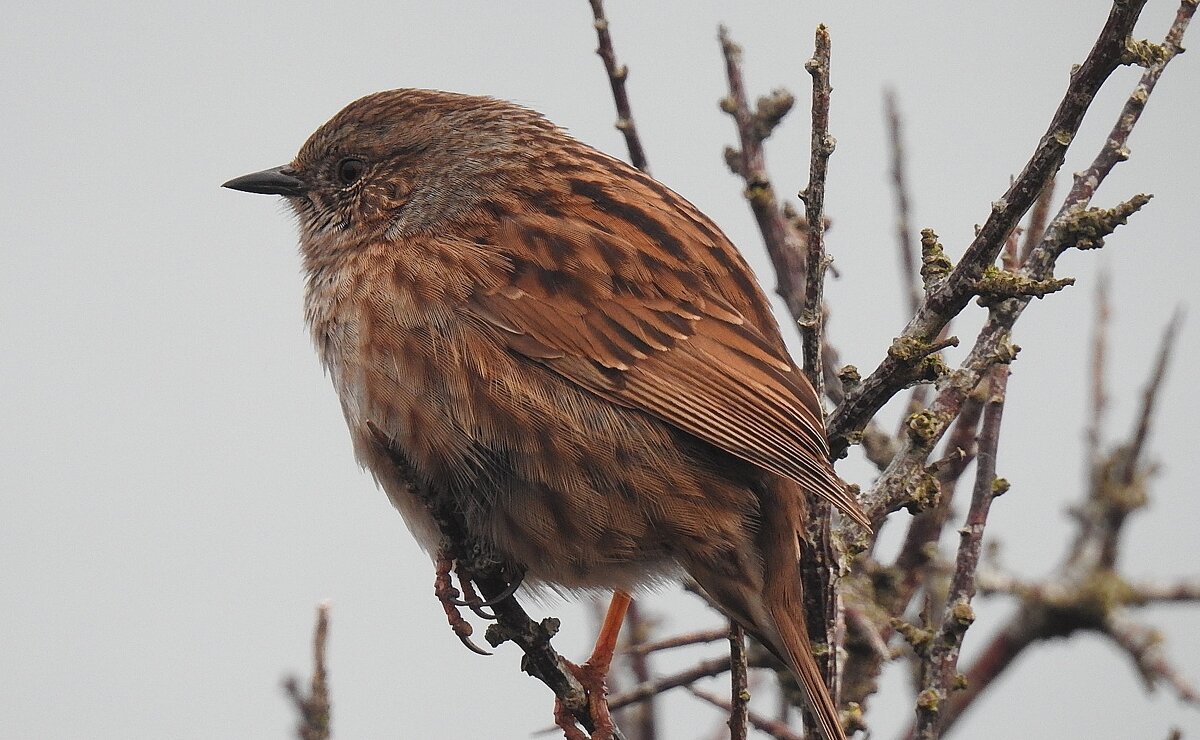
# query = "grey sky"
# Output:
<box><xmin>2</xmin><ymin>2</ymin><xmax>1196</xmax><ymax>738</ymax></box>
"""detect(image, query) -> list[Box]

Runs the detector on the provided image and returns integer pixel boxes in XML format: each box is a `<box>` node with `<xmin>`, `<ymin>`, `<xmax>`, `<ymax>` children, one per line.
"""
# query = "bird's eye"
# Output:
<box><xmin>336</xmin><ymin>157</ymin><xmax>366</xmax><ymax>186</ymax></box>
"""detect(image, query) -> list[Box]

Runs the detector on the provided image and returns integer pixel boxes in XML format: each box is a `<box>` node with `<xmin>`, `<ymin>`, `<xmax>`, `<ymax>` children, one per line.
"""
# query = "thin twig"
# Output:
<box><xmin>794</xmin><ymin>27</ymin><xmax>845</xmax><ymax>728</ymax></box>
<box><xmin>284</xmin><ymin>601</ymin><xmax>332</xmax><ymax>740</ymax></box>
<box><xmin>1106</xmin><ymin>612</ymin><xmax>1200</xmax><ymax>705</ymax></box>
<box><xmin>729</xmin><ymin>622</ymin><xmax>750</xmax><ymax>740</ymax></box>
<box><xmin>689</xmin><ymin>687</ymin><xmax>806</xmax><ymax>740</ymax></box>
<box><xmin>868</xmin><ymin>381</ymin><xmax>987</xmax><ymax>664</ymax></box>
<box><xmin>827</xmin><ymin>0</ymin><xmax>1150</xmax><ymax>458</ymax></box>
<box><xmin>1119</xmin><ymin>308</ymin><xmax>1184</xmax><ymax>485</ymax></box>
<box><xmin>886</xmin><ymin>89</ymin><xmax>943</xmax><ymax>435</ymax></box>
<box><xmin>1019</xmin><ymin>176</ymin><xmax>1056</xmax><ymax>264</ymax></box>
<box><xmin>1128</xmin><ymin>581</ymin><xmax>1200</xmax><ymax>603</ymax></box>
<box><xmin>798</xmin><ymin>23</ymin><xmax>835</xmax><ymax>401</ymax></box>
<box><xmin>885</xmin><ymin>88</ymin><xmax>921</xmax><ymax>317</ymax></box>
<box><xmin>608</xmin><ymin>656</ymin><xmax>736</xmax><ymax>712</ymax></box>
<box><xmin>621</xmin><ymin>601</ymin><xmax>659</xmax><ymax>740</ymax></box>
<box><xmin>718</xmin><ymin>25</ymin><xmax>805</xmax><ymax>318</ymax></box>
<box><xmin>624</xmin><ymin>628</ymin><xmax>729</xmax><ymax>657</ymax></box>
<box><xmin>1086</xmin><ymin>269</ymin><xmax>1112</xmax><ymax>480</ymax></box>
<box><xmin>587</xmin><ymin>0</ymin><xmax>650</xmax><ymax>173</ymax></box>
<box><xmin>914</xmin><ymin>365</ymin><xmax>1010</xmax><ymax>739</ymax></box>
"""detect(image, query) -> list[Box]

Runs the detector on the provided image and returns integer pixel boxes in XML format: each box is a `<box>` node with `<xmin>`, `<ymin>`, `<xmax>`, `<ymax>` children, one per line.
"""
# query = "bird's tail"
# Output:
<box><xmin>762</xmin><ymin>585</ymin><xmax>845</xmax><ymax>740</ymax></box>
<box><xmin>692</xmin><ymin>560</ymin><xmax>846</xmax><ymax>740</ymax></box>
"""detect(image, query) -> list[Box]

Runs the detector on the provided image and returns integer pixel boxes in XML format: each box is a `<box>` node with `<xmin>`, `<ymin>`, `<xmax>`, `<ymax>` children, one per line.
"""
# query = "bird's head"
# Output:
<box><xmin>224</xmin><ymin>88</ymin><xmax>557</xmax><ymax>257</ymax></box>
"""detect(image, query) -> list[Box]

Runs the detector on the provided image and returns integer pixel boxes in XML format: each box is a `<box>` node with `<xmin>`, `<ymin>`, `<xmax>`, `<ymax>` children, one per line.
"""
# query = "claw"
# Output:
<box><xmin>457</xmin><ymin>631</ymin><xmax>493</xmax><ymax>656</ymax></box>
<box><xmin>434</xmin><ymin>548</ymin><xmax>492</xmax><ymax>657</ymax></box>
<box><xmin>456</xmin><ymin>577</ymin><xmax>498</xmax><ymax>620</ymax></box>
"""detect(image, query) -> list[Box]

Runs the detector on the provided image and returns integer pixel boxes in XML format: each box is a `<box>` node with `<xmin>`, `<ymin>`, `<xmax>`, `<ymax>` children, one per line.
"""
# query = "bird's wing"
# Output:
<box><xmin>462</xmin><ymin>213</ymin><xmax>869</xmax><ymax>528</ymax></box>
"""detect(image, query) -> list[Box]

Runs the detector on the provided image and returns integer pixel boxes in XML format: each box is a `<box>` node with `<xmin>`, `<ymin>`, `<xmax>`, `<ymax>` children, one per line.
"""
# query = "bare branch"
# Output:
<box><xmin>914</xmin><ymin>365</ymin><xmax>1011</xmax><ymax>739</ymax></box>
<box><xmin>827</xmin><ymin>0</ymin><xmax>1151</xmax><ymax>458</ymax></box>
<box><xmin>624</xmin><ymin>628</ymin><xmax>729</xmax><ymax>657</ymax></box>
<box><xmin>284</xmin><ymin>602</ymin><xmax>332</xmax><ymax>740</ymax></box>
<box><xmin>609</xmin><ymin>656</ymin><xmax>737</xmax><ymax>712</ymax></box>
<box><xmin>729</xmin><ymin>623</ymin><xmax>750</xmax><ymax>740</ymax></box>
<box><xmin>1127</xmin><ymin>581</ymin><xmax>1200</xmax><ymax>604</ymax></box>
<box><xmin>617</xmin><ymin>601</ymin><xmax>659</xmax><ymax>740</ymax></box>
<box><xmin>885</xmin><ymin>88</ymin><xmax>921</xmax><ymax>317</ymax></box>
<box><xmin>1019</xmin><ymin>177</ymin><xmax>1056</xmax><ymax>264</ymax></box>
<box><xmin>689</xmin><ymin>687</ymin><xmax>806</xmax><ymax>740</ymax></box>
<box><xmin>718</xmin><ymin>25</ymin><xmax>806</xmax><ymax>319</ymax></box>
<box><xmin>1106</xmin><ymin>612</ymin><xmax>1200</xmax><ymax>705</ymax></box>
<box><xmin>587</xmin><ymin>0</ymin><xmax>650</xmax><ymax>173</ymax></box>
<box><xmin>1086</xmin><ymin>269</ymin><xmax>1112</xmax><ymax>478</ymax></box>
<box><xmin>1119</xmin><ymin>308</ymin><xmax>1184</xmax><ymax>485</ymax></box>
<box><xmin>797</xmin><ymin>23</ymin><xmax>835</xmax><ymax>401</ymax></box>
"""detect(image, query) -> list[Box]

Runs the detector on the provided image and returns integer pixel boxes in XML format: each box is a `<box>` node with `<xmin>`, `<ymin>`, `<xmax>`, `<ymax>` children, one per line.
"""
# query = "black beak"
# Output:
<box><xmin>222</xmin><ymin>165</ymin><xmax>308</xmax><ymax>196</ymax></box>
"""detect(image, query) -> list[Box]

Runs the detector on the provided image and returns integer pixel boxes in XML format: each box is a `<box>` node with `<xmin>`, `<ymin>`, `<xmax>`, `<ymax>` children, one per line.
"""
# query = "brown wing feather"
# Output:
<box><xmin>464</xmin><ymin>213</ymin><xmax>870</xmax><ymax>529</ymax></box>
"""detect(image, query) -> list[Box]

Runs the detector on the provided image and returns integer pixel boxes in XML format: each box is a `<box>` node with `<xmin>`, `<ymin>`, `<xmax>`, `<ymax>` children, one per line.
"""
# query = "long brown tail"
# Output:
<box><xmin>684</xmin><ymin>478</ymin><xmax>847</xmax><ymax>739</ymax></box>
<box><xmin>755</xmin><ymin>480</ymin><xmax>846</xmax><ymax>740</ymax></box>
<box><xmin>764</xmin><ymin>593</ymin><xmax>845</xmax><ymax>740</ymax></box>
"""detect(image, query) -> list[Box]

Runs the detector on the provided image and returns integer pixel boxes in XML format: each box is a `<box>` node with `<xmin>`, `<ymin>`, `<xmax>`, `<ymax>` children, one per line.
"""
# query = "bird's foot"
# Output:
<box><xmin>552</xmin><ymin>591</ymin><xmax>630</xmax><ymax>739</ymax></box>
<box><xmin>433</xmin><ymin>548</ymin><xmax>491</xmax><ymax>656</ymax></box>
<box><xmin>553</xmin><ymin>657</ymin><xmax>616</xmax><ymax>740</ymax></box>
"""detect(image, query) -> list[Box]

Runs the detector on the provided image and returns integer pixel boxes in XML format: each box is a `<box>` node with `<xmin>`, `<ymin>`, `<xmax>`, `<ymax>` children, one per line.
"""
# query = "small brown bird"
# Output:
<box><xmin>225</xmin><ymin>89</ymin><xmax>867</xmax><ymax>740</ymax></box>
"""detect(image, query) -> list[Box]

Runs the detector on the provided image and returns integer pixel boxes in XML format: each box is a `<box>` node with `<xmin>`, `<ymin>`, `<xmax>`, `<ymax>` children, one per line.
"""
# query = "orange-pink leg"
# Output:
<box><xmin>553</xmin><ymin>591</ymin><xmax>632</xmax><ymax>739</ymax></box>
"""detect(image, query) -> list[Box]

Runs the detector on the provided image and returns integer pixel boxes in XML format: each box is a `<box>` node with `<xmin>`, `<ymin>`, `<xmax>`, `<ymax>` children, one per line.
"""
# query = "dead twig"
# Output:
<box><xmin>284</xmin><ymin>602</ymin><xmax>332</xmax><ymax>740</ymax></box>
<box><xmin>587</xmin><ymin>0</ymin><xmax>650</xmax><ymax>173</ymax></box>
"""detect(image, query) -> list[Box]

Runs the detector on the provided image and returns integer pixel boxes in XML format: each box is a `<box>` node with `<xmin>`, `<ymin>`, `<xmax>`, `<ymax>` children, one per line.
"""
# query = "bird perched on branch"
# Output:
<box><xmin>225</xmin><ymin>88</ymin><xmax>868</xmax><ymax>740</ymax></box>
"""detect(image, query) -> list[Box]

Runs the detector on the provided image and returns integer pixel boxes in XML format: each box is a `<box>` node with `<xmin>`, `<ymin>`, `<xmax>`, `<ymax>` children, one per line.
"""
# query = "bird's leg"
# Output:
<box><xmin>553</xmin><ymin>590</ymin><xmax>632</xmax><ymax>740</ymax></box>
<box><xmin>433</xmin><ymin>548</ymin><xmax>491</xmax><ymax>656</ymax></box>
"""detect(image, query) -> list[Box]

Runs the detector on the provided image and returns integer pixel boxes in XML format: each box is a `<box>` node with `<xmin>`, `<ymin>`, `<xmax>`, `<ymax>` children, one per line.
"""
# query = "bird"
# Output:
<box><xmin>224</xmin><ymin>88</ymin><xmax>868</xmax><ymax>740</ymax></box>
